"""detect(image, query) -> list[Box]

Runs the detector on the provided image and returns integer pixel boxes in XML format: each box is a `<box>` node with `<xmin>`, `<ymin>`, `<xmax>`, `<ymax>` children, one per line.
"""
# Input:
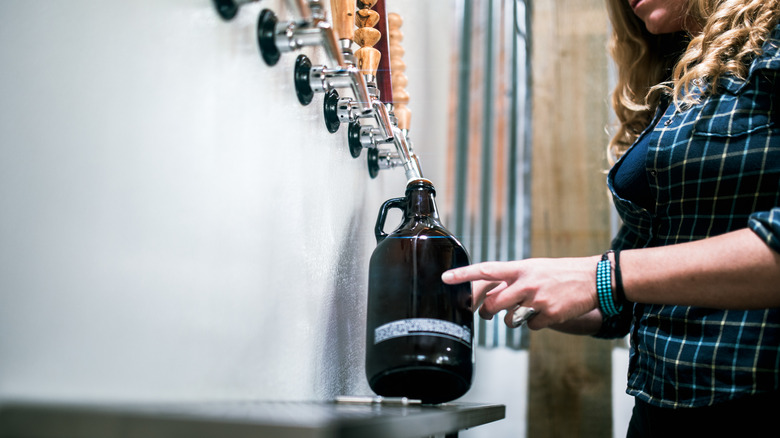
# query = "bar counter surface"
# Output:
<box><xmin>0</xmin><ymin>399</ymin><xmax>505</xmax><ymax>438</ymax></box>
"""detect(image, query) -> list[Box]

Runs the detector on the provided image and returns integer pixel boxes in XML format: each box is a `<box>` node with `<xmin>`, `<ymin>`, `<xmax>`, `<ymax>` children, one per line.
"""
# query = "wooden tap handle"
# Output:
<box><xmin>390</xmin><ymin>44</ymin><xmax>405</xmax><ymax>60</ymax></box>
<box><xmin>357</xmin><ymin>0</ymin><xmax>378</xmax><ymax>8</ymax></box>
<box><xmin>356</xmin><ymin>47</ymin><xmax>381</xmax><ymax>76</ymax></box>
<box><xmin>389</xmin><ymin>29</ymin><xmax>403</xmax><ymax>46</ymax></box>
<box><xmin>390</xmin><ymin>57</ymin><xmax>405</xmax><ymax>74</ymax></box>
<box><xmin>392</xmin><ymin>72</ymin><xmax>408</xmax><ymax>89</ymax></box>
<box><xmin>388</xmin><ymin>11</ymin><xmax>409</xmax><ymax>126</ymax></box>
<box><xmin>387</xmin><ymin>11</ymin><xmax>402</xmax><ymax>29</ymax></box>
<box><xmin>353</xmin><ymin>27</ymin><xmax>381</xmax><ymax>47</ymax></box>
<box><xmin>355</xmin><ymin>8</ymin><xmax>380</xmax><ymax>28</ymax></box>
<box><xmin>395</xmin><ymin>105</ymin><xmax>411</xmax><ymax>130</ymax></box>
<box><xmin>393</xmin><ymin>87</ymin><xmax>409</xmax><ymax>105</ymax></box>
<box><xmin>330</xmin><ymin>0</ymin><xmax>355</xmax><ymax>41</ymax></box>
<box><xmin>372</xmin><ymin>0</ymin><xmax>393</xmax><ymax>104</ymax></box>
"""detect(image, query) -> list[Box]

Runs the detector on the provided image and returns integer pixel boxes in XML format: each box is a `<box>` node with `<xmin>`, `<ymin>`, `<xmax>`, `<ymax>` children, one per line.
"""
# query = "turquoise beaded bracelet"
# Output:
<box><xmin>596</xmin><ymin>250</ymin><xmax>623</xmax><ymax>317</ymax></box>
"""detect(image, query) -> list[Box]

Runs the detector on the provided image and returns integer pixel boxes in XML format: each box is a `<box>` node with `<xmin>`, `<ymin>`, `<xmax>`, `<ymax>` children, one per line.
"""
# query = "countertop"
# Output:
<box><xmin>0</xmin><ymin>399</ymin><xmax>505</xmax><ymax>438</ymax></box>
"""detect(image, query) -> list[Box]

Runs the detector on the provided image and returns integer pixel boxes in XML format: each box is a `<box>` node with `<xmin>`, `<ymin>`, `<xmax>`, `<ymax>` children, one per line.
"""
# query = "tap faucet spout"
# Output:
<box><xmin>373</xmin><ymin>101</ymin><xmax>395</xmax><ymax>143</ymax></box>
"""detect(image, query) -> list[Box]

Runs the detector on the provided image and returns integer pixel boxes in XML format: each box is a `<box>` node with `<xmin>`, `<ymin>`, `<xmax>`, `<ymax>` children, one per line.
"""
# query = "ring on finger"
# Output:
<box><xmin>511</xmin><ymin>306</ymin><xmax>538</xmax><ymax>328</ymax></box>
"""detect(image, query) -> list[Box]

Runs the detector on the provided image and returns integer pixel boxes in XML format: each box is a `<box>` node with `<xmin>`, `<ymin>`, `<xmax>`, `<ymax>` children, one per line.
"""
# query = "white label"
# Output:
<box><xmin>374</xmin><ymin>318</ymin><xmax>472</xmax><ymax>347</ymax></box>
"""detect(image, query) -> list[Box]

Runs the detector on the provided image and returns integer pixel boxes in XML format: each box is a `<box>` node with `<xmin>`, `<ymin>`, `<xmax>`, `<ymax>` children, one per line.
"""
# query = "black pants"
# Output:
<box><xmin>626</xmin><ymin>392</ymin><xmax>780</xmax><ymax>438</ymax></box>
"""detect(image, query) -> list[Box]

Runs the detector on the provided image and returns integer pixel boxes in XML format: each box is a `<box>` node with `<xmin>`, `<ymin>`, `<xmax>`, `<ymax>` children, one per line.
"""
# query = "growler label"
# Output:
<box><xmin>374</xmin><ymin>318</ymin><xmax>472</xmax><ymax>347</ymax></box>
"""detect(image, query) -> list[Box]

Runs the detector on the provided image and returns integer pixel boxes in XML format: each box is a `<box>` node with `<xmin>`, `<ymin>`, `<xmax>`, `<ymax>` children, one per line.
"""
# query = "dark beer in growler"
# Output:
<box><xmin>365</xmin><ymin>178</ymin><xmax>473</xmax><ymax>404</ymax></box>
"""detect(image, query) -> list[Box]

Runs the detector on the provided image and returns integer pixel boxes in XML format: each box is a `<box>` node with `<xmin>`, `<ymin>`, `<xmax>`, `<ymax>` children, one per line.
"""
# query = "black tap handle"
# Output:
<box><xmin>214</xmin><ymin>0</ymin><xmax>249</xmax><ymax>21</ymax></box>
<box><xmin>257</xmin><ymin>9</ymin><xmax>281</xmax><ymax>66</ymax></box>
<box><xmin>323</xmin><ymin>89</ymin><xmax>341</xmax><ymax>133</ymax></box>
<box><xmin>294</xmin><ymin>55</ymin><xmax>314</xmax><ymax>106</ymax></box>
<box><xmin>348</xmin><ymin>121</ymin><xmax>363</xmax><ymax>158</ymax></box>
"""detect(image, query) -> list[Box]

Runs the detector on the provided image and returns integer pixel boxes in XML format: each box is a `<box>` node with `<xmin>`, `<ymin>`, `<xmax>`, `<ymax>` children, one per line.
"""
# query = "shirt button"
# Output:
<box><xmin>664</xmin><ymin>119</ymin><xmax>672</xmax><ymax>126</ymax></box>
<box><xmin>650</xmin><ymin>170</ymin><xmax>658</xmax><ymax>177</ymax></box>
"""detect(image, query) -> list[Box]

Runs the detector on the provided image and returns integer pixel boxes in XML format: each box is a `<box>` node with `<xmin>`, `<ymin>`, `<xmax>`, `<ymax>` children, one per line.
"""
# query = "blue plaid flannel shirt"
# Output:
<box><xmin>600</xmin><ymin>25</ymin><xmax>780</xmax><ymax>408</ymax></box>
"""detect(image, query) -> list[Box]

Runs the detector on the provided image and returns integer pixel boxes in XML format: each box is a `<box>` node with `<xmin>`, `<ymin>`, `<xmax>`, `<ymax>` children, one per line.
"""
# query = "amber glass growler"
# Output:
<box><xmin>365</xmin><ymin>178</ymin><xmax>473</xmax><ymax>404</ymax></box>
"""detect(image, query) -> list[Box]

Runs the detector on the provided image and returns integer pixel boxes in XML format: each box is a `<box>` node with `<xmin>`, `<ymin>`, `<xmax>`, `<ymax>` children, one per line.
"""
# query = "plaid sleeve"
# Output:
<box><xmin>748</xmin><ymin>207</ymin><xmax>780</xmax><ymax>253</ymax></box>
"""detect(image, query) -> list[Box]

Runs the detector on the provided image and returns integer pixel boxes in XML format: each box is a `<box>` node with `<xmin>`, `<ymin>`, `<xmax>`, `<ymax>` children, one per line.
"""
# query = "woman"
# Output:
<box><xmin>442</xmin><ymin>0</ymin><xmax>780</xmax><ymax>435</ymax></box>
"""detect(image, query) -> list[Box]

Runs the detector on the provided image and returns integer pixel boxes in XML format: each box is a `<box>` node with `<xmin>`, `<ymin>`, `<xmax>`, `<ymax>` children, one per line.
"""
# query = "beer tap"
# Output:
<box><xmin>314</xmin><ymin>0</ymin><xmax>383</xmax><ymax>138</ymax></box>
<box><xmin>291</xmin><ymin>0</ymin><xmax>372</xmax><ymax>128</ymax></box>
<box><xmin>362</xmin><ymin>9</ymin><xmax>422</xmax><ymax>181</ymax></box>
<box><xmin>368</xmin><ymin>12</ymin><xmax>415</xmax><ymax>176</ymax></box>
<box><xmin>211</xmin><ymin>0</ymin><xmax>340</xmax><ymax>67</ymax></box>
<box><xmin>211</xmin><ymin>0</ymin><xmax>310</xmax><ymax>25</ymax></box>
<box><xmin>323</xmin><ymin>2</ymin><xmax>385</xmax><ymax>140</ymax></box>
<box><xmin>252</xmin><ymin>0</ymin><xmax>343</xmax><ymax>67</ymax></box>
<box><xmin>333</xmin><ymin>0</ymin><xmax>395</xmax><ymax>162</ymax></box>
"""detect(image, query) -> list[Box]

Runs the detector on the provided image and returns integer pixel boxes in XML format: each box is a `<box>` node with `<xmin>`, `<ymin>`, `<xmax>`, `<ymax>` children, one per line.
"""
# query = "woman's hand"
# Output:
<box><xmin>442</xmin><ymin>256</ymin><xmax>602</xmax><ymax>330</ymax></box>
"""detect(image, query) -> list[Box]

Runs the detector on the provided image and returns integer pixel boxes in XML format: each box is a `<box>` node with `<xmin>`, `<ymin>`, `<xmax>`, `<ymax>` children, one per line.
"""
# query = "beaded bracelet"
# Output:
<box><xmin>596</xmin><ymin>250</ymin><xmax>623</xmax><ymax>317</ymax></box>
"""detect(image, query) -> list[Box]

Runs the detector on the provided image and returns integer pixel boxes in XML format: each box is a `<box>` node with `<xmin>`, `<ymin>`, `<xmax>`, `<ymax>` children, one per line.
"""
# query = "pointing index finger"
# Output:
<box><xmin>441</xmin><ymin>262</ymin><xmax>502</xmax><ymax>284</ymax></box>
<box><xmin>441</xmin><ymin>268</ymin><xmax>466</xmax><ymax>284</ymax></box>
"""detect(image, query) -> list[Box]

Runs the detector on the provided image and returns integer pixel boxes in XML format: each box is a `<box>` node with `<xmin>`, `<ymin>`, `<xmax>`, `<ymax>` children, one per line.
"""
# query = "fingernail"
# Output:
<box><xmin>441</xmin><ymin>272</ymin><xmax>454</xmax><ymax>282</ymax></box>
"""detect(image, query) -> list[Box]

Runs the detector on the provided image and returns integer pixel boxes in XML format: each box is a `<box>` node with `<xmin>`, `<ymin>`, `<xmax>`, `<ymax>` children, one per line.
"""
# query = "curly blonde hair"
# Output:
<box><xmin>605</xmin><ymin>0</ymin><xmax>780</xmax><ymax>163</ymax></box>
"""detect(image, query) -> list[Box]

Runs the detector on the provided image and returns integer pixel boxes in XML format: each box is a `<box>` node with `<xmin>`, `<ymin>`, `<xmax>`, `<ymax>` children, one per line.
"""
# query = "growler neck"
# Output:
<box><xmin>405</xmin><ymin>186</ymin><xmax>440</xmax><ymax>219</ymax></box>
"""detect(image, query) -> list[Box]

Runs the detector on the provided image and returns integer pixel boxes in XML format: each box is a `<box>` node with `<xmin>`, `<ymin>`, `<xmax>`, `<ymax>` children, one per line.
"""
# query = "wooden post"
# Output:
<box><xmin>528</xmin><ymin>0</ymin><xmax>614</xmax><ymax>436</ymax></box>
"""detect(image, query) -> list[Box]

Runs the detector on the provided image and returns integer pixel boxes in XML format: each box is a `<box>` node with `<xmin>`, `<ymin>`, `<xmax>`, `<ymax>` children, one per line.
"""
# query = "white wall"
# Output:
<box><xmin>0</xmin><ymin>0</ymin><xmax>458</xmax><ymax>404</ymax></box>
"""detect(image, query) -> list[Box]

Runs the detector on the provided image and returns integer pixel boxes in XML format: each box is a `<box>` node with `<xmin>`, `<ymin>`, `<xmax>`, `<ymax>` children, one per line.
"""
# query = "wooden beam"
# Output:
<box><xmin>528</xmin><ymin>0</ymin><xmax>614</xmax><ymax>436</ymax></box>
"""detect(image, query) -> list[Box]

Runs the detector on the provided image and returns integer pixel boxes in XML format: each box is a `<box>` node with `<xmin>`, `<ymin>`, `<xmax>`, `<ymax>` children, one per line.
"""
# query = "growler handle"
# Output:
<box><xmin>374</xmin><ymin>197</ymin><xmax>406</xmax><ymax>243</ymax></box>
